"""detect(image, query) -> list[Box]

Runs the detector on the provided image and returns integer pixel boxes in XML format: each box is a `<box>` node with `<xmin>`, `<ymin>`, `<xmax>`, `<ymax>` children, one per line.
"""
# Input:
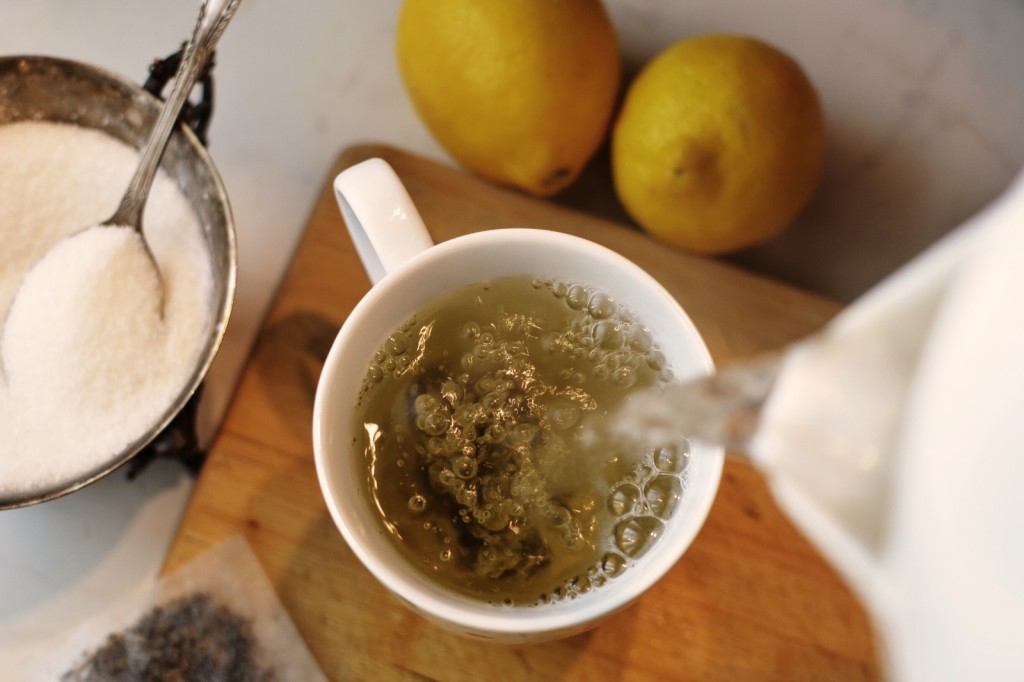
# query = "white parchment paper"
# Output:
<box><xmin>28</xmin><ymin>535</ymin><xmax>327</xmax><ymax>681</ymax></box>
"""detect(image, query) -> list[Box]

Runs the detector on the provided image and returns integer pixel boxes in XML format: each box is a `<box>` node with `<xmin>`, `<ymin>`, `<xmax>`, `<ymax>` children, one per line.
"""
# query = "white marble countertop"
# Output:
<box><xmin>2</xmin><ymin>0</ymin><xmax>1022</xmax><ymax>675</ymax></box>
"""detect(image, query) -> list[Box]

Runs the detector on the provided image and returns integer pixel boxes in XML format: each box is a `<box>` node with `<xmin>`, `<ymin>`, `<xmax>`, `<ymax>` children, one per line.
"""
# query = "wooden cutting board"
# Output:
<box><xmin>164</xmin><ymin>144</ymin><xmax>878</xmax><ymax>680</ymax></box>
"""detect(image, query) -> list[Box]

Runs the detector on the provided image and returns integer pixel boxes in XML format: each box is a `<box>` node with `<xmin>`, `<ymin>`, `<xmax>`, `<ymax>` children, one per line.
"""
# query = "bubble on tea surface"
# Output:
<box><xmin>481</xmin><ymin>390</ymin><xmax>507</xmax><ymax>413</ymax></box>
<box><xmin>414</xmin><ymin>393</ymin><xmax>439</xmax><ymax>415</ymax></box>
<box><xmin>419</xmin><ymin>411</ymin><xmax>450</xmax><ymax>436</ymax></box>
<box><xmin>484</xmin><ymin>424</ymin><xmax>506</xmax><ymax>442</ymax></box>
<box><xmin>565</xmin><ymin>285</ymin><xmax>589</xmax><ymax>310</ymax></box>
<box><xmin>614</xmin><ymin>515</ymin><xmax>664</xmax><ymax>558</ymax></box>
<box><xmin>601</xmin><ymin>553</ymin><xmax>628</xmax><ymax>578</ymax></box>
<box><xmin>367</xmin><ymin>364</ymin><xmax>384</xmax><ymax>383</ymax></box>
<box><xmin>475</xmin><ymin>375</ymin><xmax>497</xmax><ymax>394</ymax></box>
<box><xmin>547</xmin><ymin>503</ymin><xmax>572</xmax><ymax>528</ymax></box>
<box><xmin>611</xmin><ymin>367</ymin><xmax>637</xmax><ymax>389</ymax></box>
<box><xmin>629</xmin><ymin>326</ymin><xmax>653</xmax><ymax>353</ymax></box>
<box><xmin>653</xmin><ymin>441</ymin><xmax>689</xmax><ymax>473</ymax></box>
<box><xmin>607</xmin><ymin>482</ymin><xmax>641</xmax><ymax>516</ymax></box>
<box><xmin>587</xmin><ymin>291</ymin><xmax>616</xmax><ymax>320</ymax></box>
<box><xmin>593</xmin><ymin>320</ymin><xmax>624</xmax><ymax>351</ymax></box>
<box><xmin>386</xmin><ymin>333</ymin><xmax>409</xmax><ymax>356</ymax></box>
<box><xmin>644</xmin><ymin>475</ymin><xmax>682</xmax><ymax>519</ymax></box>
<box><xmin>436</xmin><ymin>466</ymin><xmax>456</xmax><ymax>489</ymax></box>
<box><xmin>647</xmin><ymin>350</ymin><xmax>667</xmax><ymax>371</ymax></box>
<box><xmin>440</xmin><ymin>379</ymin><xmax>463</xmax><ymax>405</ymax></box>
<box><xmin>455</xmin><ymin>483</ymin><xmax>477</xmax><ymax>508</ymax></box>
<box><xmin>454</xmin><ymin>403</ymin><xmax>480</xmax><ymax>428</ymax></box>
<box><xmin>408</xmin><ymin>494</ymin><xmax>427</xmax><ymax>513</ymax></box>
<box><xmin>548</xmin><ymin>404</ymin><xmax>580</xmax><ymax>430</ymax></box>
<box><xmin>508</xmin><ymin>423</ymin><xmax>537</xmax><ymax>446</ymax></box>
<box><xmin>453</xmin><ymin>455</ymin><xmax>478</xmax><ymax>480</ymax></box>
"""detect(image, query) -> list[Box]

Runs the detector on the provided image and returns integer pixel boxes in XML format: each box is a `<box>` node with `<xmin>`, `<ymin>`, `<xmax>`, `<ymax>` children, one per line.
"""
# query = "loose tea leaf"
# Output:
<box><xmin>61</xmin><ymin>592</ymin><xmax>278</xmax><ymax>682</ymax></box>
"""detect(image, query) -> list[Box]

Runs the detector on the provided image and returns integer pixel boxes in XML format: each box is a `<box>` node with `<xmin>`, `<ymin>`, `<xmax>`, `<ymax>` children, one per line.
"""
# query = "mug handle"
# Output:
<box><xmin>334</xmin><ymin>158</ymin><xmax>435</xmax><ymax>285</ymax></box>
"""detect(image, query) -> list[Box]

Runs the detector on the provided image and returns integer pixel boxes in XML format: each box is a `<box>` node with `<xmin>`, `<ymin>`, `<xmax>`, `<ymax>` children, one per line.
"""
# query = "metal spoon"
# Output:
<box><xmin>103</xmin><ymin>0</ymin><xmax>243</xmax><ymax>303</ymax></box>
<box><xmin>0</xmin><ymin>0</ymin><xmax>241</xmax><ymax>379</ymax></box>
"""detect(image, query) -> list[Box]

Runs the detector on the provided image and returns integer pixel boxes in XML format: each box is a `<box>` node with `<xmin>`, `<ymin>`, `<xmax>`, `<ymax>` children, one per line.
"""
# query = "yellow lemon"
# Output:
<box><xmin>612</xmin><ymin>34</ymin><xmax>826</xmax><ymax>254</ymax></box>
<box><xmin>396</xmin><ymin>0</ymin><xmax>620</xmax><ymax>197</ymax></box>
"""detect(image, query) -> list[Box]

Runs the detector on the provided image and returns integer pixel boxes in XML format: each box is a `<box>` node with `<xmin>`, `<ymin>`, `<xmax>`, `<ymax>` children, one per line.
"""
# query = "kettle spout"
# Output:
<box><xmin>747</xmin><ymin>215</ymin><xmax>983</xmax><ymax>598</ymax></box>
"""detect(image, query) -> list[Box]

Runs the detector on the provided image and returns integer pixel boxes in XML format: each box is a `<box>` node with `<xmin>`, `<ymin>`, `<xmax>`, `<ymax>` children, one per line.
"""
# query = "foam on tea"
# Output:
<box><xmin>353</xmin><ymin>275</ymin><xmax>691</xmax><ymax>605</ymax></box>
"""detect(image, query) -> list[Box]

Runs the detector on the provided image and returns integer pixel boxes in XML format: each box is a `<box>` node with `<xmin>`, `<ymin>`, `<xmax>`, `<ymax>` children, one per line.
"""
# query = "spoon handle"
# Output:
<box><xmin>108</xmin><ymin>0</ymin><xmax>243</xmax><ymax>229</ymax></box>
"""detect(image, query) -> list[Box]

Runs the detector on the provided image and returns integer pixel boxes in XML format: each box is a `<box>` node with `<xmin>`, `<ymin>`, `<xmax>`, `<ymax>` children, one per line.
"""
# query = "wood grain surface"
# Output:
<box><xmin>163</xmin><ymin>144</ymin><xmax>879</xmax><ymax>681</ymax></box>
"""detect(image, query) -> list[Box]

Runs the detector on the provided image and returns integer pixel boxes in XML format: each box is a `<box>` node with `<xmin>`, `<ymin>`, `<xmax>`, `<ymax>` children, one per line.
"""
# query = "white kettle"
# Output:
<box><xmin>744</xmin><ymin>169</ymin><xmax>1024</xmax><ymax>680</ymax></box>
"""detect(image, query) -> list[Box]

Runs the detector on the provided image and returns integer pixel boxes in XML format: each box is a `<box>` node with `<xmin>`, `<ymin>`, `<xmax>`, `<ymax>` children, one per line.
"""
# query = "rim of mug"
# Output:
<box><xmin>313</xmin><ymin>228</ymin><xmax>724</xmax><ymax>636</ymax></box>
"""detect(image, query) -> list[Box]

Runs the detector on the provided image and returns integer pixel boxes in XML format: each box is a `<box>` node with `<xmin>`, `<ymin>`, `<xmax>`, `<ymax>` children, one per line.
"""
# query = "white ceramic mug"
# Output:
<box><xmin>312</xmin><ymin>158</ymin><xmax>724</xmax><ymax>642</ymax></box>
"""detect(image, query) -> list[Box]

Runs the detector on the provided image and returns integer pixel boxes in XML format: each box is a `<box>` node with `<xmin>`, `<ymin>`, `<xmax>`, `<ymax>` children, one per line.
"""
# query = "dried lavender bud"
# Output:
<box><xmin>61</xmin><ymin>592</ymin><xmax>278</xmax><ymax>682</ymax></box>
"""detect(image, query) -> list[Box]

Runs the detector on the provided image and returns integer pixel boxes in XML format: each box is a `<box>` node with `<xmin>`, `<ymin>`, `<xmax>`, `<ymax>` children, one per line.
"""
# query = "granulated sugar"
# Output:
<box><xmin>3</xmin><ymin>226</ymin><xmax>164</xmax><ymax>410</ymax></box>
<box><xmin>0</xmin><ymin>121</ymin><xmax>213</xmax><ymax>494</ymax></box>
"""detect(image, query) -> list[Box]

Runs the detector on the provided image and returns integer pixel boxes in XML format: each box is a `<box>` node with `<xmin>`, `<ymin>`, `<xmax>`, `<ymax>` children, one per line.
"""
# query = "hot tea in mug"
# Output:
<box><xmin>352</xmin><ymin>274</ymin><xmax>692</xmax><ymax>605</ymax></box>
<box><xmin>314</xmin><ymin>158</ymin><xmax>722</xmax><ymax>641</ymax></box>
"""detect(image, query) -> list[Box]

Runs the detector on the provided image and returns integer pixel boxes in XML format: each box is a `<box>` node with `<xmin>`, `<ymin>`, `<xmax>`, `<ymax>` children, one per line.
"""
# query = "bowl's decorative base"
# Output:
<box><xmin>126</xmin><ymin>386</ymin><xmax>206</xmax><ymax>480</ymax></box>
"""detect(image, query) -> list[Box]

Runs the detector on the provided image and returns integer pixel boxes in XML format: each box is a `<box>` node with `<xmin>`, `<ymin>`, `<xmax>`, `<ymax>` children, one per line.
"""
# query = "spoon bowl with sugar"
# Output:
<box><xmin>1</xmin><ymin>0</ymin><xmax>241</xmax><ymax>378</ymax></box>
